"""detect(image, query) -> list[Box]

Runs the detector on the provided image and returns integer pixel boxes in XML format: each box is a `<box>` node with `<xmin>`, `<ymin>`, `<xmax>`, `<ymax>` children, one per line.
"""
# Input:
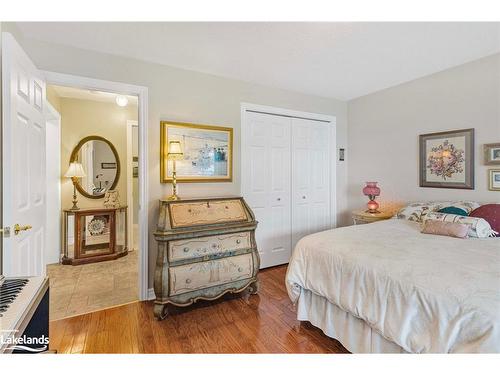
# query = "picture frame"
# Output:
<box><xmin>419</xmin><ymin>128</ymin><xmax>474</xmax><ymax>189</ymax></box>
<box><xmin>101</xmin><ymin>162</ymin><xmax>117</xmax><ymax>169</ymax></box>
<box><xmin>484</xmin><ymin>143</ymin><xmax>500</xmax><ymax>165</ymax></box>
<box><xmin>489</xmin><ymin>169</ymin><xmax>500</xmax><ymax>191</ymax></box>
<box><xmin>160</xmin><ymin>121</ymin><xmax>233</xmax><ymax>183</ymax></box>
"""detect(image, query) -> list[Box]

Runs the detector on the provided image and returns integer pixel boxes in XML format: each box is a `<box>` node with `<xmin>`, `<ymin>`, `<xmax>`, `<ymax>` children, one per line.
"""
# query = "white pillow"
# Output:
<box><xmin>425</xmin><ymin>212</ymin><xmax>498</xmax><ymax>238</ymax></box>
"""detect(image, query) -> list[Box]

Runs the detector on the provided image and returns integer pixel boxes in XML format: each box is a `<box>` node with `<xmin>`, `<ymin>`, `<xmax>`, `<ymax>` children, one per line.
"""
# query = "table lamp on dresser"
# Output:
<box><xmin>167</xmin><ymin>140</ymin><xmax>184</xmax><ymax>201</ymax></box>
<box><xmin>64</xmin><ymin>162</ymin><xmax>86</xmax><ymax>210</ymax></box>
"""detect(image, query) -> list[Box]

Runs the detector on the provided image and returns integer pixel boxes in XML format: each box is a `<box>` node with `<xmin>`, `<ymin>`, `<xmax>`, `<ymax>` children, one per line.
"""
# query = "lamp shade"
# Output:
<box><xmin>167</xmin><ymin>141</ymin><xmax>184</xmax><ymax>161</ymax></box>
<box><xmin>64</xmin><ymin>162</ymin><xmax>86</xmax><ymax>178</ymax></box>
<box><xmin>362</xmin><ymin>182</ymin><xmax>380</xmax><ymax>197</ymax></box>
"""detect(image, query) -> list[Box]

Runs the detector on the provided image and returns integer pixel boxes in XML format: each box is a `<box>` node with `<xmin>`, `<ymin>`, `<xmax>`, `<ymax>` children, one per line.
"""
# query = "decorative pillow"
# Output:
<box><xmin>421</xmin><ymin>219</ymin><xmax>469</xmax><ymax>238</ymax></box>
<box><xmin>438</xmin><ymin>207</ymin><xmax>468</xmax><ymax>216</ymax></box>
<box><xmin>446</xmin><ymin>201</ymin><xmax>481</xmax><ymax>214</ymax></box>
<box><xmin>425</xmin><ymin>212</ymin><xmax>498</xmax><ymax>238</ymax></box>
<box><xmin>396</xmin><ymin>201</ymin><xmax>481</xmax><ymax>223</ymax></box>
<box><xmin>396</xmin><ymin>202</ymin><xmax>443</xmax><ymax>223</ymax></box>
<box><xmin>469</xmin><ymin>204</ymin><xmax>500</xmax><ymax>234</ymax></box>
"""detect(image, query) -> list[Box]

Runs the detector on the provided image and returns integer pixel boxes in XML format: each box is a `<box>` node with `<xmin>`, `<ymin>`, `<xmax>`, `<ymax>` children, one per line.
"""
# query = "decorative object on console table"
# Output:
<box><xmin>103</xmin><ymin>190</ymin><xmax>121</xmax><ymax>208</ymax></box>
<box><xmin>62</xmin><ymin>206</ymin><xmax>128</xmax><ymax>265</ymax></box>
<box><xmin>166</xmin><ymin>140</ymin><xmax>184</xmax><ymax>200</ymax></box>
<box><xmin>153</xmin><ymin>197</ymin><xmax>259</xmax><ymax>320</ymax></box>
<box><xmin>64</xmin><ymin>162</ymin><xmax>86</xmax><ymax>210</ymax></box>
<box><xmin>489</xmin><ymin>169</ymin><xmax>500</xmax><ymax>191</ymax></box>
<box><xmin>484</xmin><ymin>143</ymin><xmax>500</xmax><ymax>165</ymax></box>
<box><xmin>352</xmin><ymin>210</ymin><xmax>394</xmax><ymax>225</ymax></box>
<box><xmin>419</xmin><ymin>128</ymin><xmax>474</xmax><ymax>189</ymax></box>
<box><xmin>362</xmin><ymin>182</ymin><xmax>381</xmax><ymax>213</ymax></box>
<box><xmin>160</xmin><ymin>121</ymin><xmax>233</xmax><ymax>183</ymax></box>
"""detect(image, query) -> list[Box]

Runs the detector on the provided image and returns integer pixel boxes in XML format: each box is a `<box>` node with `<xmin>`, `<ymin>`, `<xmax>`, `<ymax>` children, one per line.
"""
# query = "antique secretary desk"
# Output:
<box><xmin>153</xmin><ymin>197</ymin><xmax>260</xmax><ymax>320</ymax></box>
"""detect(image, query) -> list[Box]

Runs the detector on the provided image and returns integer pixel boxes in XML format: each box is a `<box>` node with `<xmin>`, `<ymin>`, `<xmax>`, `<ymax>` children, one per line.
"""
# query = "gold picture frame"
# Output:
<box><xmin>160</xmin><ymin>121</ymin><xmax>233</xmax><ymax>183</ymax></box>
<box><xmin>489</xmin><ymin>169</ymin><xmax>500</xmax><ymax>191</ymax></box>
<box><xmin>484</xmin><ymin>143</ymin><xmax>500</xmax><ymax>165</ymax></box>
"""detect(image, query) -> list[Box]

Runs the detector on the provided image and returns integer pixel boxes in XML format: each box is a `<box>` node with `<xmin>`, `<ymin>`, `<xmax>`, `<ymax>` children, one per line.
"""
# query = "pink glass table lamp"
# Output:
<box><xmin>363</xmin><ymin>182</ymin><xmax>381</xmax><ymax>213</ymax></box>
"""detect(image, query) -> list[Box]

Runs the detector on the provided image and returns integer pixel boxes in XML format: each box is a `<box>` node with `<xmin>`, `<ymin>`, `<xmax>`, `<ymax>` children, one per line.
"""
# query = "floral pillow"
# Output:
<box><xmin>396</xmin><ymin>201</ymin><xmax>481</xmax><ymax>223</ymax></box>
<box><xmin>425</xmin><ymin>211</ymin><xmax>498</xmax><ymax>238</ymax></box>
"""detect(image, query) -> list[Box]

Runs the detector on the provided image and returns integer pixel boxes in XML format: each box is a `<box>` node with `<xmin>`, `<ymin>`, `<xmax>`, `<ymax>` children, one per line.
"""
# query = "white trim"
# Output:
<box><xmin>43</xmin><ymin>70</ymin><xmax>150</xmax><ymax>301</ymax></box>
<box><xmin>147</xmin><ymin>288</ymin><xmax>156</xmax><ymax>301</ymax></box>
<box><xmin>126</xmin><ymin>120</ymin><xmax>138</xmax><ymax>253</ymax></box>
<box><xmin>44</xmin><ymin>101</ymin><xmax>61</xmax><ymax>268</ymax></box>
<box><xmin>240</xmin><ymin>102</ymin><xmax>337</xmax><ymax>229</ymax></box>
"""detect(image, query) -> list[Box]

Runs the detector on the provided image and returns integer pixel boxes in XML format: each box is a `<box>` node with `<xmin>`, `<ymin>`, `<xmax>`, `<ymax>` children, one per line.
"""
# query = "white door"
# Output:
<box><xmin>291</xmin><ymin>118</ymin><xmax>331</xmax><ymax>249</ymax></box>
<box><xmin>2</xmin><ymin>33</ymin><xmax>47</xmax><ymax>276</ymax></box>
<box><xmin>242</xmin><ymin>111</ymin><xmax>292</xmax><ymax>268</ymax></box>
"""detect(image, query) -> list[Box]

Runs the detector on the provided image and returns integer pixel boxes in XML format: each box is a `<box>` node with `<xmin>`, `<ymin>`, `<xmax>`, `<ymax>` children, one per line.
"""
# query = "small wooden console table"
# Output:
<box><xmin>62</xmin><ymin>206</ymin><xmax>128</xmax><ymax>265</ymax></box>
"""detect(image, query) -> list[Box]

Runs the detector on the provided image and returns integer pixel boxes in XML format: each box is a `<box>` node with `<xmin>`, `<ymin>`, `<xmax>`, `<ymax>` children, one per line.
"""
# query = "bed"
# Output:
<box><xmin>285</xmin><ymin>218</ymin><xmax>500</xmax><ymax>353</ymax></box>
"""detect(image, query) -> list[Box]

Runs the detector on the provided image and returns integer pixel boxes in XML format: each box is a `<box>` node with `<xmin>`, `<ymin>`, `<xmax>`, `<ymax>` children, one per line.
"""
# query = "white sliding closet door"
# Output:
<box><xmin>291</xmin><ymin>118</ymin><xmax>331</xmax><ymax>249</ymax></box>
<box><xmin>242</xmin><ymin>112</ymin><xmax>292</xmax><ymax>269</ymax></box>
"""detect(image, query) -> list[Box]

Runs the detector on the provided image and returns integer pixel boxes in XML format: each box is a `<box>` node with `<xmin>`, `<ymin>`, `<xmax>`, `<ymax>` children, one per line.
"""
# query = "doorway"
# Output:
<box><xmin>45</xmin><ymin>84</ymin><xmax>140</xmax><ymax>320</ymax></box>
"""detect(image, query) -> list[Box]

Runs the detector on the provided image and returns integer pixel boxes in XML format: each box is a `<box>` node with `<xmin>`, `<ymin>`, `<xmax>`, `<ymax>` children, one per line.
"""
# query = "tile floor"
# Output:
<box><xmin>47</xmin><ymin>235</ymin><xmax>139</xmax><ymax>321</ymax></box>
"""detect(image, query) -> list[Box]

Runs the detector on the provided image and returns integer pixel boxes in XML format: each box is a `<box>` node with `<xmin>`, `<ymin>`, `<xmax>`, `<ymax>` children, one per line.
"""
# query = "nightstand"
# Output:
<box><xmin>352</xmin><ymin>210</ymin><xmax>394</xmax><ymax>225</ymax></box>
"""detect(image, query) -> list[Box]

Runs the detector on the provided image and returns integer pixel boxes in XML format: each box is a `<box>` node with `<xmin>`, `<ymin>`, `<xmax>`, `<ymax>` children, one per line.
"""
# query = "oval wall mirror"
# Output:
<box><xmin>69</xmin><ymin>135</ymin><xmax>121</xmax><ymax>199</ymax></box>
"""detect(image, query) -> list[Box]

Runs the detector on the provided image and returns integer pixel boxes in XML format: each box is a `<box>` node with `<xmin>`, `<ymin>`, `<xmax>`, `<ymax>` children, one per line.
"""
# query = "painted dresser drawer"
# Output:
<box><xmin>169</xmin><ymin>253</ymin><xmax>254</xmax><ymax>296</ymax></box>
<box><xmin>168</xmin><ymin>199</ymin><xmax>248</xmax><ymax>228</ymax></box>
<box><xmin>168</xmin><ymin>231</ymin><xmax>252</xmax><ymax>262</ymax></box>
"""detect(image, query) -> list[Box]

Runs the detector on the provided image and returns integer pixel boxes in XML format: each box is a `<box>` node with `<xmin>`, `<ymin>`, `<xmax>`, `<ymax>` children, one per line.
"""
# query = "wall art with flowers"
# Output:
<box><xmin>419</xmin><ymin>128</ymin><xmax>474</xmax><ymax>189</ymax></box>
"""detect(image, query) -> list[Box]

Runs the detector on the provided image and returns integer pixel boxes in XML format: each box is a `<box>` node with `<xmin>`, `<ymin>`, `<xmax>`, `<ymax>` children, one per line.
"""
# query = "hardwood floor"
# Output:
<box><xmin>49</xmin><ymin>265</ymin><xmax>349</xmax><ymax>353</ymax></box>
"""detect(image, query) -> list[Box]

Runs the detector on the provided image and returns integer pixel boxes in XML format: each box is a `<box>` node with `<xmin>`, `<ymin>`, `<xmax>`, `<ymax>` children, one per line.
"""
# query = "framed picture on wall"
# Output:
<box><xmin>489</xmin><ymin>169</ymin><xmax>500</xmax><ymax>191</ymax></box>
<box><xmin>419</xmin><ymin>128</ymin><xmax>474</xmax><ymax>189</ymax></box>
<box><xmin>160</xmin><ymin>121</ymin><xmax>233</xmax><ymax>183</ymax></box>
<box><xmin>484</xmin><ymin>143</ymin><xmax>500</xmax><ymax>165</ymax></box>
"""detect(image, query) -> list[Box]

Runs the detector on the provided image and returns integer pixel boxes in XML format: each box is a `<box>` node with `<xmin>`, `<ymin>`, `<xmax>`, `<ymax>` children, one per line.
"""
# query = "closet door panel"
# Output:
<box><xmin>243</xmin><ymin>112</ymin><xmax>291</xmax><ymax>268</ymax></box>
<box><xmin>291</xmin><ymin>118</ymin><xmax>331</xmax><ymax>248</ymax></box>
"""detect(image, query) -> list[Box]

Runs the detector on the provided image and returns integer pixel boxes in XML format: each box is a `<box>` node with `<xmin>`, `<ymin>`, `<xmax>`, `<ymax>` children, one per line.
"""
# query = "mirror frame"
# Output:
<box><xmin>69</xmin><ymin>135</ymin><xmax>121</xmax><ymax>199</ymax></box>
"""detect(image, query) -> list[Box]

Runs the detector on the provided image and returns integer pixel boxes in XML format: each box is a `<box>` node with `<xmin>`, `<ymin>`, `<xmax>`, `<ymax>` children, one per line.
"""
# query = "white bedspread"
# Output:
<box><xmin>285</xmin><ymin>219</ymin><xmax>500</xmax><ymax>353</ymax></box>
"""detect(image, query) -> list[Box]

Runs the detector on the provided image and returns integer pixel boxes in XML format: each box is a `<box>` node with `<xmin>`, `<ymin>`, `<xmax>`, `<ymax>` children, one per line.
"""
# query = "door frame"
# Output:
<box><xmin>43</xmin><ymin>71</ymin><xmax>149</xmax><ymax>301</ymax></box>
<box><xmin>240</xmin><ymin>102</ymin><xmax>337</xmax><ymax>229</ymax></box>
<box><xmin>126</xmin><ymin>120</ymin><xmax>138</xmax><ymax>252</ymax></box>
<box><xmin>44</xmin><ymin>100</ymin><xmax>61</xmax><ymax>267</ymax></box>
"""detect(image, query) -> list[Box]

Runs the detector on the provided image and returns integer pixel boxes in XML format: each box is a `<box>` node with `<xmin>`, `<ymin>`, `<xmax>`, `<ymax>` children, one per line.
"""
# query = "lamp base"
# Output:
<box><xmin>70</xmin><ymin>190</ymin><xmax>80</xmax><ymax>210</ymax></box>
<box><xmin>166</xmin><ymin>194</ymin><xmax>180</xmax><ymax>201</ymax></box>
<box><xmin>366</xmin><ymin>199</ymin><xmax>380</xmax><ymax>214</ymax></box>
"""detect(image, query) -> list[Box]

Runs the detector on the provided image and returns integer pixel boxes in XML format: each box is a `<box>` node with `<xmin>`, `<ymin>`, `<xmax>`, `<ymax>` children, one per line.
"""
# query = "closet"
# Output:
<box><xmin>241</xmin><ymin>108</ymin><xmax>335</xmax><ymax>268</ymax></box>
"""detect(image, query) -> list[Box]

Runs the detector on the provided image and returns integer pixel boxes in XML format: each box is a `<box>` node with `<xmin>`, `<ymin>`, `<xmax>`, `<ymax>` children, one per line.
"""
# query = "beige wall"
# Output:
<box><xmin>3</xmin><ymin>25</ymin><xmax>348</xmax><ymax>288</ymax></box>
<box><xmin>46</xmin><ymin>85</ymin><xmax>62</xmax><ymax>113</ymax></box>
<box><xmin>52</xmin><ymin>95</ymin><xmax>138</xmax><ymax>210</ymax></box>
<box><xmin>347</xmin><ymin>53</ymin><xmax>500</xmax><ymax>214</ymax></box>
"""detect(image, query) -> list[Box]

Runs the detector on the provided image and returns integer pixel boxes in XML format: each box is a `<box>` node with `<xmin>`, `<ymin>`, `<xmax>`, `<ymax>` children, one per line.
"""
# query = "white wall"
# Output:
<box><xmin>347</xmin><ymin>53</ymin><xmax>500</xmax><ymax>214</ymax></box>
<box><xmin>3</xmin><ymin>25</ymin><xmax>348</xmax><ymax>287</ymax></box>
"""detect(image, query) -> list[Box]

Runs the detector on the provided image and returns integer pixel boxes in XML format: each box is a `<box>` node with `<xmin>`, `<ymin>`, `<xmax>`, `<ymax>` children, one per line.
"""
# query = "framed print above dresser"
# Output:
<box><xmin>153</xmin><ymin>197</ymin><xmax>259</xmax><ymax>320</ymax></box>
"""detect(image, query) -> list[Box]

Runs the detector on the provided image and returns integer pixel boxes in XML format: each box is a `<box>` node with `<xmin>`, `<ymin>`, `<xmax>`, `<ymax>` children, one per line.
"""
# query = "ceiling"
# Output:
<box><xmin>17</xmin><ymin>22</ymin><xmax>500</xmax><ymax>100</ymax></box>
<box><xmin>50</xmin><ymin>85</ymin><xmax>138</xmax><ymax>105</ymax></box>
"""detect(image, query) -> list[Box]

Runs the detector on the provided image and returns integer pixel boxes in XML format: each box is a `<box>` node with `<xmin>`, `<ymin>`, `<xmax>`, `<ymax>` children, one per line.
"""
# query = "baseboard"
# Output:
<box><xmin>147</xmin><ymin>288</ymin><xmax>156</xmax><ymax>301</ymax></box>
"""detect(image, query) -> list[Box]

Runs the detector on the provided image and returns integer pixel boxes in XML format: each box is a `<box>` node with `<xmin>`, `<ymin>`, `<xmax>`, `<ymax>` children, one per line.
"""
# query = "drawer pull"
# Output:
<box><xmin>183</xmin><ymin>247</ymin><xmax>190</xmax><ymax>253</ymax></box>
<box><xmin>237</xmin><ymin>267</ymin><xmax>243</xmax><ymax>272</ymax></box>
<box><xmin>236</xmin><ymin>239</ymin><xmax>241</xmax><ymax>244</ymax></box>
<box><xmin>185</xmin><ymin>278</ymin><xmax>192</xmax><ymax>284</ymax></box>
